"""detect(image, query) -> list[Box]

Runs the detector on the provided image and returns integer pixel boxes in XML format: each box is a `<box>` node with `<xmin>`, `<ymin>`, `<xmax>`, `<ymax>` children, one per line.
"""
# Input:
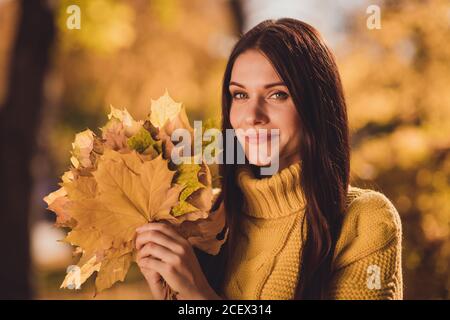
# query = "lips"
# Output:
<box><xmin>245</xmin><ymin>132</ymin><xmax>278</xmax><ymax>144</ymax></box>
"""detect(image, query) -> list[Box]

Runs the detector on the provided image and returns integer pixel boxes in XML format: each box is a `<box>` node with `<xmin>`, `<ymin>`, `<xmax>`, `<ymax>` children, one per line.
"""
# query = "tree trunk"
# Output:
<box><xmin>229</xmin><ymin>0</ymin><xmax>245</xmax><ymax>35</ymax></box>
<box><xmin>0</xmin><ymin>0</ymin><xmax>55</xmax><ymax>299</ymax></box>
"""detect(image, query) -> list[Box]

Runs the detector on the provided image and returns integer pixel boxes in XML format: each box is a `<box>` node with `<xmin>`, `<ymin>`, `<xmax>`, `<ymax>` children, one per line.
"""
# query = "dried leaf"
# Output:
<box><xmin>44</xmin><ymin>92</ymin><xmax>228</xmax><ymax>295</ymax></box>
<box><xmin>171</xmin><ymin>159</ymin><xmax>205</xmax><ymax>216</ymax></box>
<box><xmin>127</xmin><ymin>127</ymin><xmax>159</xmax><ymax>154</ymax></box>
<box><xmin>107</xmin><ymin>105</ymin><xmax>142</xmax><ymax>137</ymax></box>
<box><xmin>43</xmin><ymin>187</ymin><xmax>76</xmax><ymax>227</ymax></box>
<box><xmin>60</xmin><ymin>254</ymin><xmax>101</xmax><ymax>290</ymax></box>
<box><xmin>178</xmin><ymin>200</ymin><xmax>228</xmax><ymax>255</ymax></box>
<box><xmin>149</xmin><ymin>90</ymin><xmax>194</xmax><ymax>160</ymax></box>
<box><xmin>101</xmin><ymin>118</ymin><xmax>128</xmax><ymax>151</ymax></box>
<box><xmin>94</xmin><ymin>241</ymin><xmax>134</xmax><ymax>292</ymax></box>
<box><xmin>149</xmin><ymin>89</ymin><xmax>183</xmax><ymax>129</ymax></box>
<box><xmin>71</xmin><ymin>129</ymin><xmax>95</xmax><ymax>168</ymax></box>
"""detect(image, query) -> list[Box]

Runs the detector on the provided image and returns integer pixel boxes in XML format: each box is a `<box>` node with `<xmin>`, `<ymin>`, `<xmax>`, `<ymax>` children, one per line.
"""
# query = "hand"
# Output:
<box><xmin>135</xmin><ymin>222</ymin><xmax>221</xmax><ymax>300</ymax></box>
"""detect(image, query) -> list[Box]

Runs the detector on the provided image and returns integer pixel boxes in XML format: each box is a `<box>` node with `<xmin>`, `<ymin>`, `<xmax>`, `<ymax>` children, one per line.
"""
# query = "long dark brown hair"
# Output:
<box><xmin>198</xmin><ymin>18</ymin><xmax>350</xmax><ymax>300</ymax></box>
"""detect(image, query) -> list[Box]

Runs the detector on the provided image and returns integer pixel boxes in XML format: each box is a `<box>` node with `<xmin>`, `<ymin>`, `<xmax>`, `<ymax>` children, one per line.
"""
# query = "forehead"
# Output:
<box><xmin>230</xmin><ymin>49</ymin><xmax>282</xmax><ymax>85</ymax></box>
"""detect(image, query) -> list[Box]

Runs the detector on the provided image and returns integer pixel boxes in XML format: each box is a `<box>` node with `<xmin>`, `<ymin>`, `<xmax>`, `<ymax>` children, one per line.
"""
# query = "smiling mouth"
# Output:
<box><xmin>245</xmin><ymin>132</ymin><xmax>278</xmax><ymax>144</ymax></box>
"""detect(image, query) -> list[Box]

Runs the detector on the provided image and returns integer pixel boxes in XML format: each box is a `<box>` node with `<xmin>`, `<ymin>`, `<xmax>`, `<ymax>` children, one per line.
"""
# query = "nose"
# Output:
<box><xmin>245</xmin><ymin>115</ymin><xmax>266</xmax><ymax>126</ymax></box>
<box><xmin>244</xmin><ymin>99</ymin><xmax>269</xmax><ymax>126</ymax></box>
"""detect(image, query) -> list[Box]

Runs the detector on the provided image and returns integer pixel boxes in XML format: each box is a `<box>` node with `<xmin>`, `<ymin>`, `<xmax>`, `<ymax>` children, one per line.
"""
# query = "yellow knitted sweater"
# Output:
<box><xmin>222</xmin><ymin>161</ymin><xmax>403</xmax><ymax>300</ymax></box>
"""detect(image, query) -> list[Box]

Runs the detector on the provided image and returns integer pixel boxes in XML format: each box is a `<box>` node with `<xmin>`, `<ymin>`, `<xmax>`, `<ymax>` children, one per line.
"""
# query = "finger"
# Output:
<box><xmin>137</xmin><ymin>242</ymin><xmax>181</xmax><ymax>266</ymax></box>
<box><xmin>144</xmin><ymin>267</ymin><xmax>163</xmax><ymax>286</ymax></box>
<box><xmin>139</xmin><ymin>256</ymin><xmax>178</xmax><ymax>280</ymax></box>
<box><xmin>136</xmin><ymin>229</ymin><xmax>173</xmax><ymax>250</ymax></box>
<box><xmin>136</xmin><ymin>222</ymin><xmax>186</xmax><ymax>243</ymax></box>
<box><xmin>136</xmin><ymin>229</ymin><xmax>185</xmax><ymax>255</ymax></box>
<box><xmin>141</xmin><ymin>267</ymin><xmax>167</xmax><ymax>300</ymax></box>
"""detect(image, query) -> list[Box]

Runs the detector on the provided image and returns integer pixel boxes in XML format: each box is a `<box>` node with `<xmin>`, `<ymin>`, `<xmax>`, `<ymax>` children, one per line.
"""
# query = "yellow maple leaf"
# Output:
<box><xmin>44</xmin><ymin>92</ymin><xmax>228</xmax><ymax>295</ymax></box>
<box><xmin>43</xmin><ymin>187</ymin><xmax>76</xmax><ymax>228</ymax></box>
<box><xmin>149</xmin><ymin>89</ymin><xmax>183</xmax><ymax>129</ymax></box>
<box><xmin>70</xmin><ymin>129</ymin><xmax>95</xmax><ymax>168</ymax></box>
<box><xmin>149</xmin><ymin>90</ymin><xmax>195</xmax><ymax>159</ymax></box>
<box><xmin>63</xmin><ymin>228</ymin><xmax>114</xmax><ymax>263</ymax></box>
<box><xmin>94</xmin><ymin>241</ymin><xmax>134</xmax><ymax>293</ymax></box>
<box><xmin>107</xmin><ymin>105</ymin><xmax>142</xmax><ymax>138</ymax></box>
<box><xmin>61</xmin><ymin>150</ymin><xmax>186</xmax><ymax>292</ymax></box>
<box><xmin>60</xmin><ymin>255</ymin><xmax>101</xmax><ymax>290</ymax></box>
<box><xmin>43</xmin><ymin>187</ymin><xmax>67</xmax><ymax>206</ymax></box>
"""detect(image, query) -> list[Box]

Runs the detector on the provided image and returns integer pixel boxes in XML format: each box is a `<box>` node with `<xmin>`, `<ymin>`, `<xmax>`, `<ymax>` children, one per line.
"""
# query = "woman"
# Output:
<box><xmin>135</xmin><ymin>18</ymin><xmax>403</xmax><ymax>300</ymax></box>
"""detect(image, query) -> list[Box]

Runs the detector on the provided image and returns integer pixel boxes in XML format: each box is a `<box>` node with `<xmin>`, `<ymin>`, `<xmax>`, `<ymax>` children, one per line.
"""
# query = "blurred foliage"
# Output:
<box><xmin>49</xmin><ymin>0</ymin><xmax>235</xmax><ymax>175</ymax></box>
<box><xmin>57</xmin><ymin>0</ymin><xmax>136</xmax><ymax>54</ymax></box>
<box><xmin>340</xmin><ymin>0</ymin><xmax>450</xmax><ymax>299</ymax></box>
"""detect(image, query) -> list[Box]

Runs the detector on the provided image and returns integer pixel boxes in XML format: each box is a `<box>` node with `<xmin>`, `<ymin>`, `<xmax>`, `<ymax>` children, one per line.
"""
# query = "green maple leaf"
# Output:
<box><xmin>171</xmin><ymin>161</ymin><xmax>206</xmax><ymax>216</ymax></box>
<box><xmin>127</xmin><ymin>127</ymin><xmax>160</xmax><ymax>154</ymax></box>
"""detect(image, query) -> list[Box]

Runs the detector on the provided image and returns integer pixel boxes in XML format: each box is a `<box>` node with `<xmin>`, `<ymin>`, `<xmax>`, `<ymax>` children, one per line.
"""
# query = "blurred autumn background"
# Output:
<box><xmin>0</xmin><ymin>0</ymin><xmax>448</xmax><ymax>300</ymax></box>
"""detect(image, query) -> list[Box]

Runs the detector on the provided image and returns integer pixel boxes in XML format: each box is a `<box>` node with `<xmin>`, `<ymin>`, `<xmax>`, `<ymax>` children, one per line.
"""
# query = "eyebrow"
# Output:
<box><xmin>229</xmin><ymin>81</ymin><xmax>286</xmax><ymax>89</ymax></box>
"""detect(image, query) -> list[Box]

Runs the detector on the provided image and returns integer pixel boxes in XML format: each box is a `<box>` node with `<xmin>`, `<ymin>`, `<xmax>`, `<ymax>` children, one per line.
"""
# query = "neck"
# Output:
<box><xmin>278</xmin><ymin>152</ymin><xmax>302</xmax><ymax>175</ymax></box>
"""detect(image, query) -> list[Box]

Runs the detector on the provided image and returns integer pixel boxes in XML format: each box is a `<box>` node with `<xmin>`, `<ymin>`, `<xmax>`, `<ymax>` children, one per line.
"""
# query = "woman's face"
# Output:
<box><xmin>229</xmin><ymin>49</ymin><xmax>302</xmax><ymax>173</ymax></box>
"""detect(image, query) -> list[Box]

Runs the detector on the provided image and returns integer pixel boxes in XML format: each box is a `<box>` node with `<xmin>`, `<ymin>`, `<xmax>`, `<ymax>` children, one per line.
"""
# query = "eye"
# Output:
<box><xmin>232</xmin><ymin>91</ymin><xmax>248</xmax><ymax>100</ymax></box>
<box><xmin>269</xmin><ymin>91</ymin><xmax>289</xmax><ymax>100</ymax></box>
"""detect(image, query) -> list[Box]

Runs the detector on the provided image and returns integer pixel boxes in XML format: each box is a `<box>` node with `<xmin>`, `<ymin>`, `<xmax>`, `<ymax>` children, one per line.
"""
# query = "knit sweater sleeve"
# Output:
<box><xmin>328</xmin><ymin>190</ymin><xmax>403</xmax><ymax>300</ymax></box>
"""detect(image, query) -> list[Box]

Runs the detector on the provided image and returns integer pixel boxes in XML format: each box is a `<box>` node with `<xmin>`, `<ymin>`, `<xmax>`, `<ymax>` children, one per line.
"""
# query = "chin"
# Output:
<box><xmin>238</xmin><ymin>136</ymin><xmax>282</xmax><ymax>169</ymax></box>
<box><xmin>246</xmin><ymin>152</ymin><xmax>276</xmax><ymax>167</ymax></box>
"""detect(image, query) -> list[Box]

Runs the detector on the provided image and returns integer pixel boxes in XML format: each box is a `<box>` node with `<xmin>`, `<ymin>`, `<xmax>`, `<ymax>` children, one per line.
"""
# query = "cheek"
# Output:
<box><xmin>229</xmin><ymin>106</ymin><xmax>239</xmax><ymax>129</ymax></box>
<box><xmin>276</xmin><ymin>111</ymin><xmax>301</xmax><ymax>147</ymax></box>
<box><xmin>285</xmin><ymin>122</ymin><xmax>302</xmax><ymax>150</ymax></box>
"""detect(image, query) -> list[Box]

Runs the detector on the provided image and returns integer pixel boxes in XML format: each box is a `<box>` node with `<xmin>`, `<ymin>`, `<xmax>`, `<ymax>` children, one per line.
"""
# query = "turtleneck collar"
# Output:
<box><xmin>236</xmin><ymin>161</ymin><xmax>306</xmax><ymax>219</ymax></box>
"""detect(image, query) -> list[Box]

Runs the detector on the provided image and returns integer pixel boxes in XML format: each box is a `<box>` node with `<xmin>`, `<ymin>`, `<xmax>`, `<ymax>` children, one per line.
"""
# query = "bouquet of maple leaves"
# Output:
<box><xmin>43</xmin><ymin>91</ymin><xmax>227</xmax><ymax>298</ymax></box>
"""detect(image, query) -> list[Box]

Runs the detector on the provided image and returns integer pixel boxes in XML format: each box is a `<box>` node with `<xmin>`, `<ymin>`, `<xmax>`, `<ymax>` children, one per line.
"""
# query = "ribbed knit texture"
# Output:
<box><xmin>222</xmin><ymin>161</ymin><xmax>403</xmax><ymax>300</ymax></box>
